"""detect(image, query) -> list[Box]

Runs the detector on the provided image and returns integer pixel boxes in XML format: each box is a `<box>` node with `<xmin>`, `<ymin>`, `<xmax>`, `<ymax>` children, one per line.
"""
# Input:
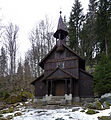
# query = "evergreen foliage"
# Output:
<box><xmin>96</xmin><ymin>0</ymin><xmax>111</xmax><ymax>55</ymax></box>
<box><xmin>68</xmin><ymin>0</ymin><xmax>85</xmax><ymax>54</ymax></box>
<box><xmin>0</xmin><ymin>47</ymin><xmax>7</xmax><ymax>77</ymax></box>
<box><xmin>94</xmin><ymin>54</ymin><xmax>111</xmax><ymax>96</ymax></box>
<box><xmin>80</xmin><ymin>0</ymin><xmax>98</xmax><ymax>64</ymax></box>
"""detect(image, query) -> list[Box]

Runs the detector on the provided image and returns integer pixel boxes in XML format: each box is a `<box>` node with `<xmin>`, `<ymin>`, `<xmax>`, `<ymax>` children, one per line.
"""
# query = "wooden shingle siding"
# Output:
<box><xmin>79</xmin><ymin>70</ymin><xmax>94</xmax><ymax>97</ymax></box>
<box><xmin>35</xmin><ymin>81</ymin><xmax>46</xmax><ymax>97</ymax></box>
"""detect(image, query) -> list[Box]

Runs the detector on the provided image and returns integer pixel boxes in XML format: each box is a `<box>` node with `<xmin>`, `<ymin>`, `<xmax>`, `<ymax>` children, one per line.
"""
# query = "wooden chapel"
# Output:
<box><xmin>31</xmin><ymin>12</ymin><xmax>94</xmax><ymax>102</ymax></box>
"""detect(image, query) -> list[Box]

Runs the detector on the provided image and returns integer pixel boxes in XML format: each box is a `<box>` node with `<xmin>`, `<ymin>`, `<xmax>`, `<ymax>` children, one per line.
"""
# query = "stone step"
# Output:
<box><xmin>47</xmin><ymin>100</ymin><xmax>61</xmax><ymax>105</ymax></box>
<box><xmin>51</xmin><ymin>96</ymin><xmax>65</xmax><ymax>101</ymax></box>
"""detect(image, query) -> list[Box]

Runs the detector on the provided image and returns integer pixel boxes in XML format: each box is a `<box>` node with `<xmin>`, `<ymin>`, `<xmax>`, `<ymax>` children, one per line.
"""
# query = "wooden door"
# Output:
<box><xmin>55</xmin><ymin>81</ymin><xmax>65</xmax><ymax>96</ymax></box>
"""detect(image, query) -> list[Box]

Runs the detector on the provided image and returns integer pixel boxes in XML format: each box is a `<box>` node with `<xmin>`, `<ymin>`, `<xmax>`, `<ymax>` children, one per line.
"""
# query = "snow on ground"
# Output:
<box><xmin>3</xmin><ymin>106</ymin><xmax>111</xmax><ymax>120</ymax></box>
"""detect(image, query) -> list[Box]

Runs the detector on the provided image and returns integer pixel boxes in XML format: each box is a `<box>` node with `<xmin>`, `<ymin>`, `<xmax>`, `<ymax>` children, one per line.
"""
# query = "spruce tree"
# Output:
<box><xmin>0</xmin><ymin>47</ymin><xmax>7</xmax><ymax>77</ymax></box>
<box><xmin>94</xmin><ymin>54</ymin><xmax>111</xmax><ymax>96</ymax></box>
<box><xmin>16</xmin><ymin>61</ymin><xmax>24</xmax><ymax>91</ymax></box>
<box><xmin>107</xmin><ymin>1</ymin><xmax>111</xmax><ymax>57</ymax></box>
<box><xmin>96</xmin><ymin>0</ymin><xmax>111</xmax><ymax>55</ymax></box>
<box><xmin>80</xmin><ymin>0</ymin><xmax>98</xmax><ymax>65</ymax></box>
<box><xmin>24</xmin><ymin>58</ymin><xmax>32</xmax><ymax>91</ymax></box>
<box><xmin>68</xmin><ymin>0</ymin><xmax>85</xmax><ymax>54</ymax></box>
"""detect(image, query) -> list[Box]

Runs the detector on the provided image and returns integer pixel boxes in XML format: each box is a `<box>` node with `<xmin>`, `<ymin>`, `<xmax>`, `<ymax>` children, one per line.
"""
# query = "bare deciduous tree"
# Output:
<box><xmin>28</xmin><ymin>17</ymin><xmax>55</xmax><ymax>78</ymax></box>
<box><xmin>5</xmin><ymin>23</ymin><xmax>19</xmax><ymax>87</ymax></box>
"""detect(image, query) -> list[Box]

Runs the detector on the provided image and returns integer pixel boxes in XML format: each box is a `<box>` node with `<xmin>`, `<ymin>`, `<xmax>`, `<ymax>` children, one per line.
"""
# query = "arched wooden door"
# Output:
<box><xmin>55</xmin><ymin>81</ymin><xmax>65</xmax><ymax>96</ymax></box>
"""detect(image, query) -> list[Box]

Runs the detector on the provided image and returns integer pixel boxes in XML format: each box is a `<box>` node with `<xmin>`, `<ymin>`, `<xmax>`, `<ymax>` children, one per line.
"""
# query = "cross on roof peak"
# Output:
<box><xmin>60</xmin><ymin>11</ymin><xmax>62</xmax><ymax>15</ymax></box>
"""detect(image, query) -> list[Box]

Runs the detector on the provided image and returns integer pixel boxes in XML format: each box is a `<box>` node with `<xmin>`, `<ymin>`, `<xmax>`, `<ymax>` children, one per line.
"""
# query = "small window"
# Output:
<box><xmin>62</xmin><ymin>62</ymin><xmax>64</xmax><ymax>68</ymax></box>
<box><xmin>57</xmin><ymin>62</ymin><xmax>60</xmax><ymax>67</ymax></box>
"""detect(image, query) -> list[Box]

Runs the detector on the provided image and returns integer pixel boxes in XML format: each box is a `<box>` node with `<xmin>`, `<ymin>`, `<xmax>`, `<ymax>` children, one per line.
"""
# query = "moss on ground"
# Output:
<box><xmin>98</xmin><ymin>116</ymin><xmax>111</xmax><ymax>120</ymax></box>
<box><xmin>86</xmin><ymin>109</ymin><xmax>99</xmax><ymax>115</ymax></box>
<box><xmin>8</xmin><ymin>107</ymin><xmax>13</xmax><ymax>113</ymax></box>
<box><xmin>96</xmin><ymin>101</ymin><xmax>103</xmax><ymax>110</ymax></box>
<box><xmin>88</xmin><ymin>101</ymin><xmax>103</xmax><ymax>110</ymax></box>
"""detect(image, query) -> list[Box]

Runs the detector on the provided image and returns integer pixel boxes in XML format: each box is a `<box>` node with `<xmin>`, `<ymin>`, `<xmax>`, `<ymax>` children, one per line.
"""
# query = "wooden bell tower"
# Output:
<box><xmin>53</xmin><ymin>11</ymin><xmax>68</xmax><ymax>52</ymax></box>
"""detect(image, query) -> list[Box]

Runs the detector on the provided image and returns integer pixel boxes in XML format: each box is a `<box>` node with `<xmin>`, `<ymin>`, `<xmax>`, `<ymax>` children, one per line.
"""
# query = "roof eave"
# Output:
<box><xmin>30</xmin><ymin>74</ymin><xmax>44</xmax><ymax>85</ymax></box>
<box><xmin>80</xmin><ymin>69</ymin><xmax>93</xmax><ymax>77</ymax></box>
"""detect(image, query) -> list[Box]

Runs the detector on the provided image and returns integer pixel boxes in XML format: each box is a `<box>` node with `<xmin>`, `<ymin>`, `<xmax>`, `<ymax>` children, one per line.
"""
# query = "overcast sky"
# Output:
<box><xmin>0</xmin><ymin>0</ymin><xmax>89</xmax><ymax>58</ymax></box>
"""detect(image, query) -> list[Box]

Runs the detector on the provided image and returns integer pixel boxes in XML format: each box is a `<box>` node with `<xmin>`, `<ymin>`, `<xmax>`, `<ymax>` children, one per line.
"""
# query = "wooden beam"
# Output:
<box><xmin>45</xmin><ymin>66</ymin><xmax>78</xmax><ymax>71</ymax></box>
<box><xmin>46</xmin><ymin>80</ymin><xmax>49</xmax><ymax>95</ymax></box>
<box><xmin>46</xmin><ymin>76</ymin><xmax>73</xmax><ymax>80</ymax></box>
<box><xmin>65</xmin><ymin>80</ymin><xmax>68</xmax><ymax>94</ymax></box>
<box><xmin>46</xmin><ymin>57</ymin><xmax>77</xmax><ymax>63</ymax></box>
<box><xmin>70</xmin><ymin>78</ymin><xmax>72</xmax><ymax>94</ymax></box>
<box><xmin>50</xmin><ymin>80</ymin><xmax>53</xmax><ymax>95</ymax></box>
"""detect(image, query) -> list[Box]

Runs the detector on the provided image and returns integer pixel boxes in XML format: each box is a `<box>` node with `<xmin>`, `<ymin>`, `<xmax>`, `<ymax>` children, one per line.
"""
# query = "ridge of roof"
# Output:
<box><xmin>59</xmin><ymin>67</ymin><xmax>78</xmax><ymax>79</ymax></box>
<box><xmin>62</xmin><ymin>44</ymin><xmax>84</xmax><ymax>61</ymax></box>
<box><xmin>42</xmin><ymin>67</ymin><xmax>78</xmax><ymax>81</ymax></box>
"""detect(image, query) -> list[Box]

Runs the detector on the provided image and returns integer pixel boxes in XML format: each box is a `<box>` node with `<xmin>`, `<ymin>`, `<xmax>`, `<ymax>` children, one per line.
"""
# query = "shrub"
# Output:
<box><xmin>21</xmin><ymin>91</ymin><xmax>34</xmax><ymax>99</ymax></box>
<box><xmin>2</xmin><ymin>91</ymin><xmax>10</xmax><ymax>99</ymax></box>
<box><xmin>0</xmin><ymin>91</ymin><xmax>10</xmax><ymax>99</ymax></box>
<box><xmin>5</xmin><ymin>95</ymin><xmax>21</xmax><ymax>104</ymax></box>
<box><xmin>5</xmin><ymin>91</ymin><xmax>34</xmax><ymax>104</ymax></box>
<box><xmin>19</xmin><ymin>91</ymin><xmax>34</xmax><ymax>102</ymax></box>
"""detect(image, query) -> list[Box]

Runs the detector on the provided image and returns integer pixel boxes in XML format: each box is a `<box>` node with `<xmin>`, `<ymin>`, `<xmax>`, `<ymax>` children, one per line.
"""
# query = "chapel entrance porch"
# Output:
<box><xmin>45</xmin><ymin>79</ymin><xmax>75</xmax><ymax>105</ymax></box>
<box><xmin>46</xmin><ymin>79</ymin><xmax>73</xmax><ymax>96</ymax></box>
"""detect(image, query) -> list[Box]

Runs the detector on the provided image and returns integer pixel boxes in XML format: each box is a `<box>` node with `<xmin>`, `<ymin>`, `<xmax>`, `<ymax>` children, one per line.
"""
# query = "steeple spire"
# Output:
<box><xmin>54</xmin><ymin>11</ymin><xmax>68</xmax><ymax>40</ymax></box>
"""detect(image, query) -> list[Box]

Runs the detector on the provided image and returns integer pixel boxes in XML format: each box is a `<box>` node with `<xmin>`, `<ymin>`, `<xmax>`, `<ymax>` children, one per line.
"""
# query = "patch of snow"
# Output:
<box><xmin>2</xmin><ymin>106</ymin><xmax>111</xmax><ymax>120</ymax></box>
<box><xmin>25</xmin><ymin>99</ymin><xmax>32</xmax><ymax>104</ymax></box>
<box><xmin>101</xmin><ymin>93</ymin><xmax>111</xmax><ymax>98</ymax></box>
<box><xmin>19</xmin><ymin>103</ymin><xmax>23</xmax><ymax>106</ymax></box>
